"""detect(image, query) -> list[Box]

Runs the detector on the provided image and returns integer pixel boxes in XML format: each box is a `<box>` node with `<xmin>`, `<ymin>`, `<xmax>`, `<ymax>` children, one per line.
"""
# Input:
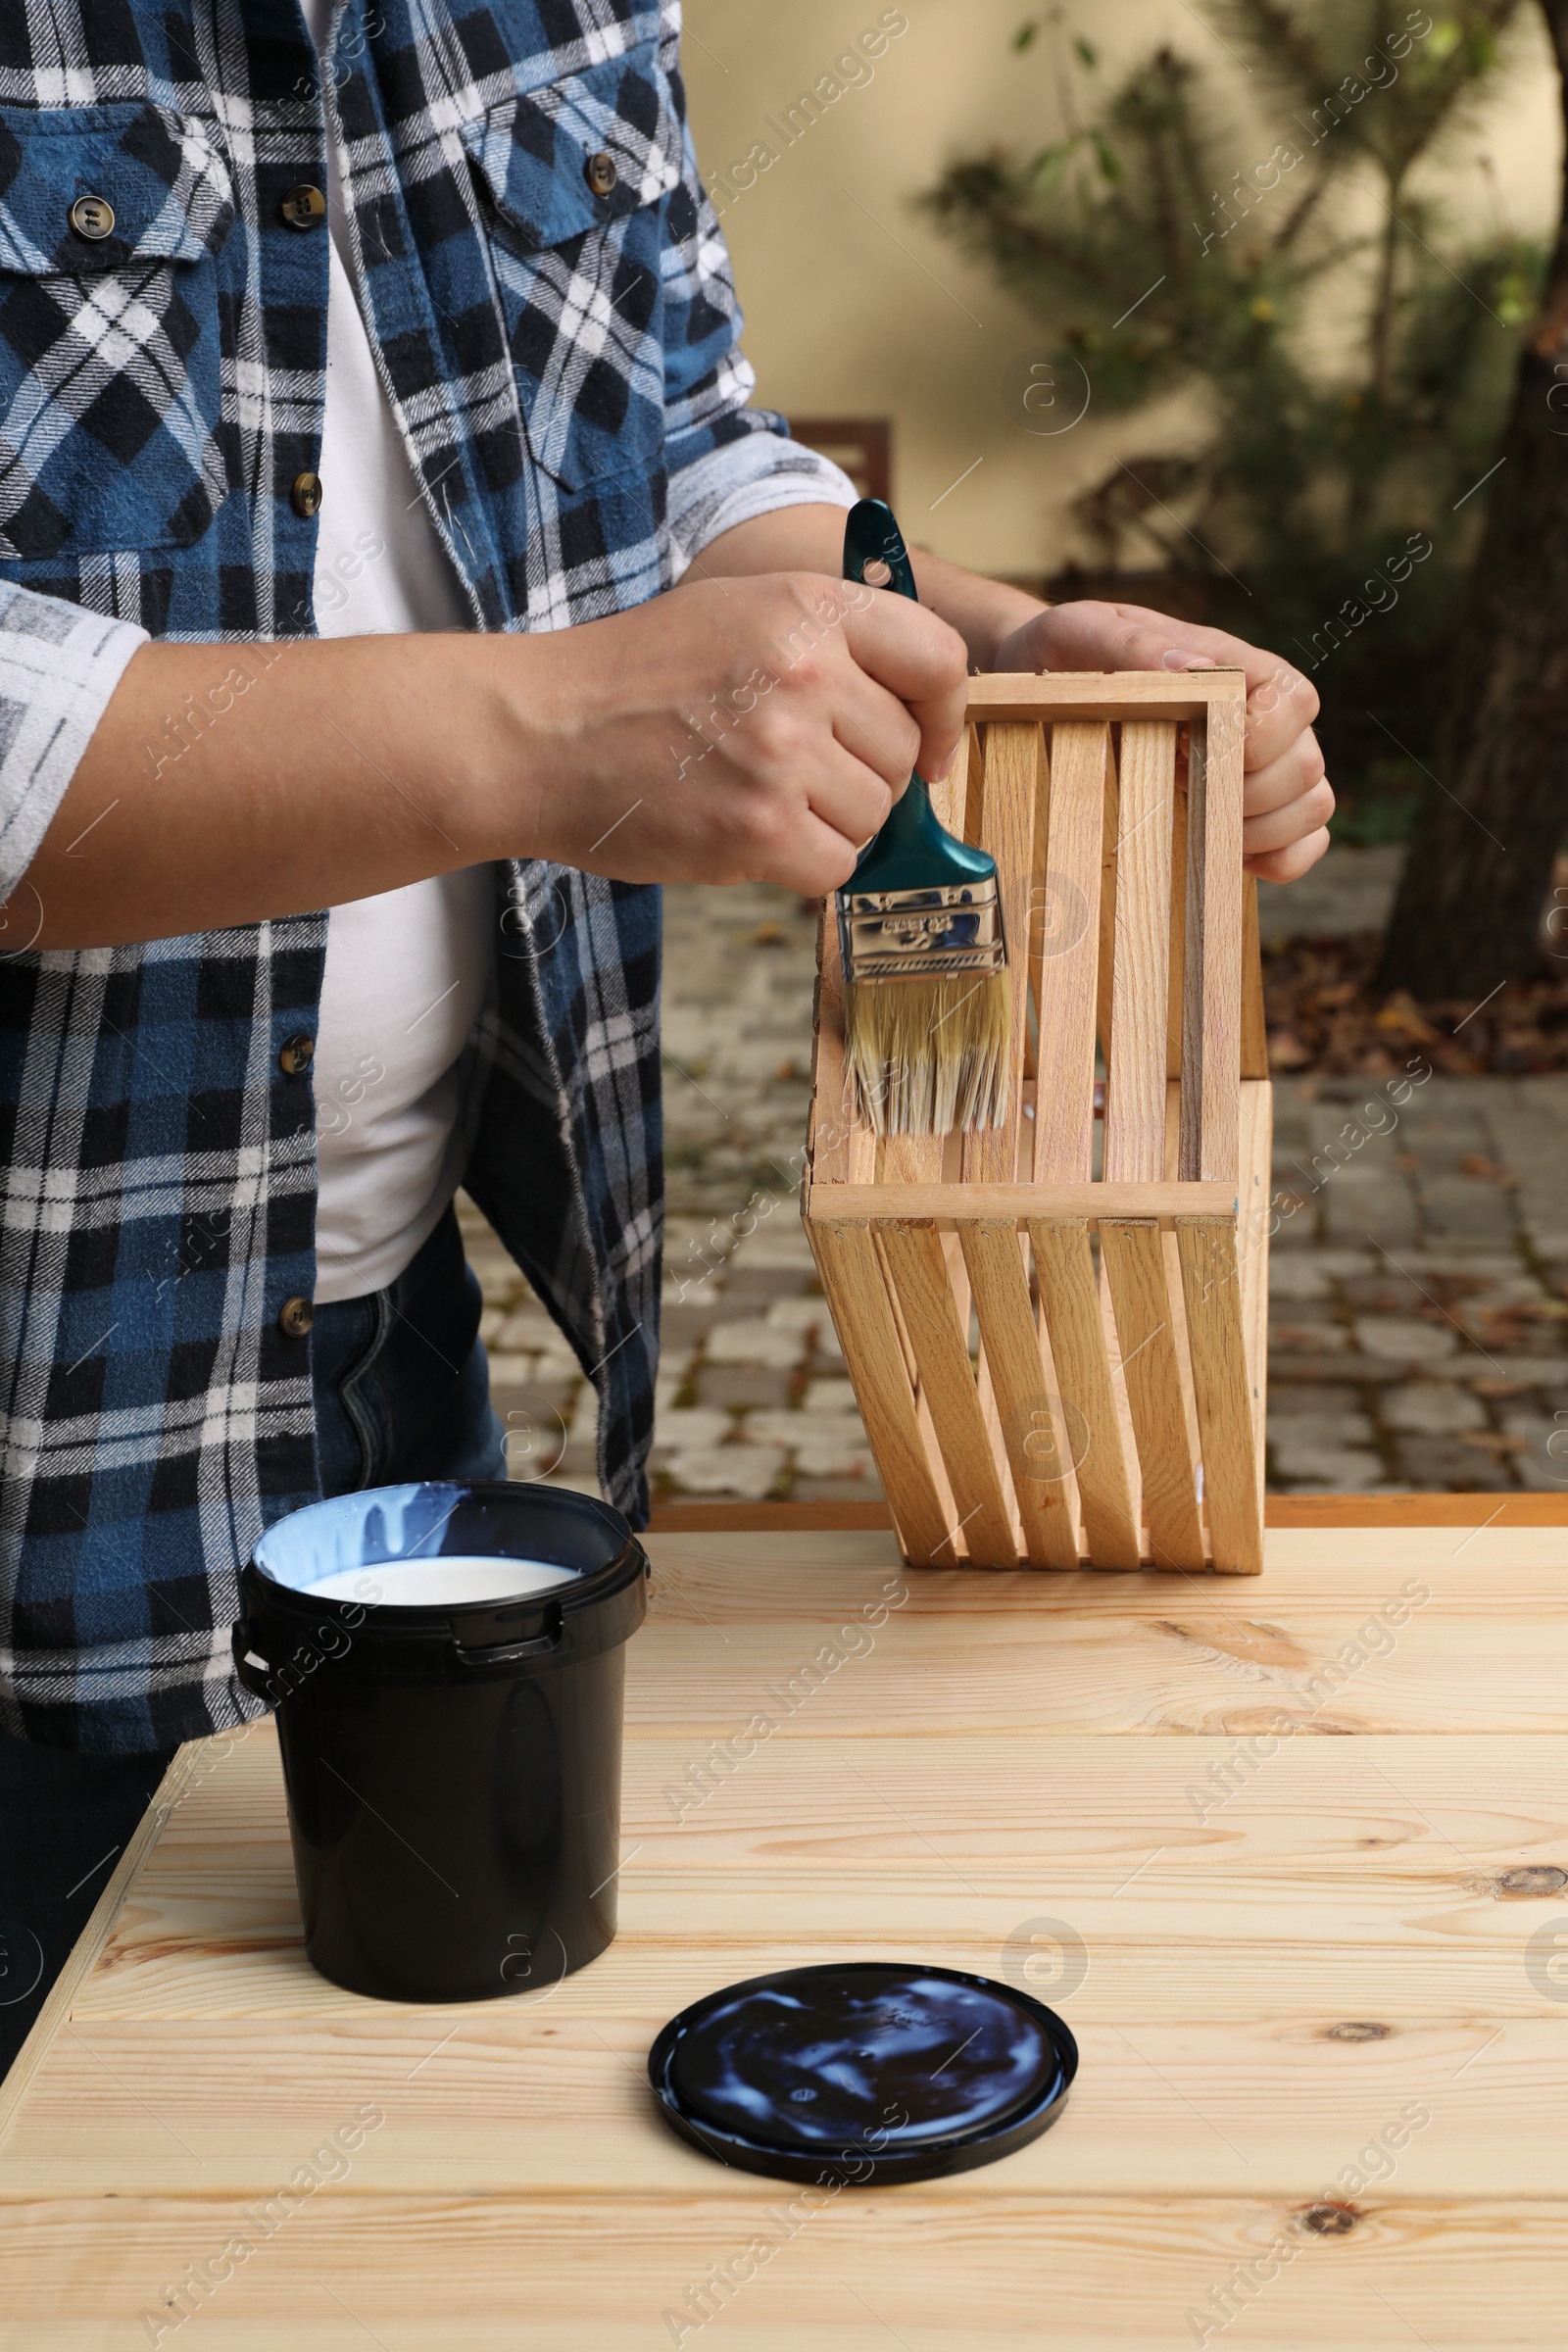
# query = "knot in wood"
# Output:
<box><xmin>1495</xmin><ymin>1866</ymin><xmax>1568</xmax><ymax>1897</ymax></box>
<box><xmin>1297</xmin><ymin>2203</ymin><xmax>1358</xmax><ymax>2236</ymax></box>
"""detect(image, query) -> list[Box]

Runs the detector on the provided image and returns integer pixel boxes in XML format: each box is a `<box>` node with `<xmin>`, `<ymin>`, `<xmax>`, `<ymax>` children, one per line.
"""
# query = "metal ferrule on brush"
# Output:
<box><xmin>839</xmin><ymin>880</ymin><xmax>1006</xmax><ymax>984</ymax></box>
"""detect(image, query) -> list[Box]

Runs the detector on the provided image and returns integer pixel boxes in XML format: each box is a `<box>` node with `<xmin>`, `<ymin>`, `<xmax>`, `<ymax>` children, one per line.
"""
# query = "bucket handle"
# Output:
<box><xmin>453</xmin><ymin>1599</ymin><xmax>564</xmax><ymax>1668</ymax></box>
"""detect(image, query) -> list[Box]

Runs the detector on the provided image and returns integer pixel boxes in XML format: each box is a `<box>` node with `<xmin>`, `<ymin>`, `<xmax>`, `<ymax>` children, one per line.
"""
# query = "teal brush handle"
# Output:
<box><xmin>842</xmin><ymin>499</ymin><xmax>994</xmax><ymax>895</ymax></box>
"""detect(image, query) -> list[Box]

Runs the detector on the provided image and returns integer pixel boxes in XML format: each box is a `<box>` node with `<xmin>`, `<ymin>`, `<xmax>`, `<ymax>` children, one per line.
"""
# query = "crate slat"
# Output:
<box><xmin>805</xmin><ymin>1179</ymin><xmax>1238</xmax><ymax>1223</ymax></box>
<box><xmin>960</xmin><ymin>1221</ymin><xmax>1079</xmax><ymax>1570</ymax></box>
<box><xmin>1238</xmin><ymin>1076</ymin><xmax>1274</xmax><ymax>1527</ymax></box>
<box><xmin>1162</xmin><ymin>1079</ymin><xmax>1204</xmax><ymax>1482</ymax></box>
<box><xmin>1241</xmin><ymin>874</ymin><xmax>1268</xmax><ymax>1080</ymax></box>
<box><xmin>1175</xmin><ymin>1215</ymin><xmax>1264</xmax><ymax>1574</ymax></box>
<box><xmin>879</xmin><ymin>1221</ymin><xmax>1015</xmax><ymax>1568</ymax></box>
<box><xmin>966</xmin><ymin>671</ymin><xmax>1248</xmax><ymax>719</ymax></box>
<box><xmin>1166</xmin><ymin>777</ymin><xmax>1188</xmax><ymax>1083</ymax></box>
<box><xmin>1101</xmin><ymin>1220</ymin><xmax>1206</xmax><ymax>1571</ymax></box>
<box><xmin>1099</xmin><ymin>1234</ymin><xmax>1144</xmax><ymax>1548</ymax></box>
<box><xmin>1032</xmin><ymin>719</ymin><xmax>1105</xmax><ymax>1183</ymax></box>
<box><xmin>1028</xmin><ymin>1217</ymin><xmax>1142</xmax><ymax>1571</ymax></box>
<box><xmin>1199</xmin><ymin>693</ymin><xmax>1247</xmax><ymax>1184</ymax></box>
<box><xmin>1178</xmin><ymin>721</ymin><xmax>1208</xmax><ymax>1185</ymax></box>
<box><xmin>1105</xmin><ymin>720</ymin><xmax>1177</xmax><ymax>1183</ymax></box>
<box><xmin>962</xmin><ymin>723</ymin><xmax>1038</xmax><ymax>1185</ymax></box>
<box><xmin>807</xmin><ymin>1220</ymin><xmax>950</xmax><ymax>1563</ymax></box>
<box><xmin>1096</xmin><ymin>725</ymin><xmax>1118</xmax><ymax>1072</ymax></box>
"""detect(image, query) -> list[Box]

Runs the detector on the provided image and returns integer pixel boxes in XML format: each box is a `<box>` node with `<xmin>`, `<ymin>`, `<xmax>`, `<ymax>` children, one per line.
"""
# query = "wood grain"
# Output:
<box><xmin>21</xmin><ymin>2006</ymin><xmax>1568</xmax><ymax>2195</ymax></box>
<box><xmin>643</xmin><ymin>1496</ymin><xmax>1568</xmax><ymax>1533</ymax></box>
<box><xmin>1241</xmin><ymin>871</ymin><xmax>1269</xmax><ymax>1079</ymax></box>
<box><xmin>960</xmin><ymin>1220</ymin><xmax>1080</xmax><ymax>1568</ymax></box>
<box><xmin>9</xmin><ymin>2191</ymin><xmax>1568</xmax><ymax>2348</ymax></box>
<box><xmin>1099</xmin><ymin>1236</ymin><xmax>1144</xmax><ymax>1544</ymax></box>
<box><xmin>1096</xmin><ymin>724</ymin><xmax>1118</xmax><ymax>1070</ymax></box>
<box><xmin>1177</xmin><ymin>716</ymin><xmax>1206</xmax><ymax>1184</ymax></box>
<box><xmin>1238</xmin><ymin>1077</ymin><xmax>1274</xmax><ymax>1522</ymax></box>
<box><xmin>1100</xmin><ymin>1220</ymin><xmax>1205</xmax><ymax>1571</ymax></box>
<box><xmin>1161</xmin><ymin>1078</ymin><xmax>1203</xmax><ymax>1482</ymax></box>
<box><xmin>1022</xmin><ymin>724</ymin><xmax>1051</xmax><ymax>1123</ymax></box>
<box><xmin>636</xmin><ymin>1524</ymin><xmax>1568</xmax><ymax>1592</ymax></box>
<box><xmin>805</xmin><ymin>1221</ymin><xmax>949</xmax><ymax>1563</ymax></box>
<box><xmin>967</xmin><ymin>668</ymin><xmax>1250</xmax><ymax>720</ymax></box>
<box><xmin>808</xmin><ymin>678</ymin><xmax>1261</xmax><ymax>1582</ymax></box>
<box><xmin>7</xmin><ymin>1520</ymin><xmax>1568</xmax><ymax>2345</ymax></box>
<box><xmin>1166</xmin><ymin>778</ymin><xmax>1188</xmax><ymax>1082</ymax></box>
<box><xmin>1104</xmin><ymin>720</ymin><xmax>1176</xmax><ymax>1184</ymax></box>
<box><xmin>1177</xmin><ymin>1215</ymin><xmax>1265</xmax><ymax>1574</ymax></box>
<box><xmin>1029</xmin><ymin>1219</ymin><xmax>1141</xmax><ymax>1570</ymax></box>
<box><xmin>1269</xmin><ymin>1494</ymin><xmax>1568</xmax><ymax>1528</ymax></box>
<box><xmin>962</xmin><ymin>722</ymin><xmax>1038</xmax><ymax>1183</ymax></box>
<box><xmin>1199</xmin><ymin>690</ymin><xmax>1247</xmax><ymax>1185</ymax></box>
<box><xmin>807</xmin><ymin>1180</ymin><xmax>1239</xmax><ymax>1222</ymax></box>
<box><xmin>1032</xmin><ymin>720</ymin><xmax>1105</xmax><ymax>1183</ymax></box>
<box><xmin>879</xmin><ymin>1221</ymin><xmax>1014</xmax><ymax>1567</ymax></box>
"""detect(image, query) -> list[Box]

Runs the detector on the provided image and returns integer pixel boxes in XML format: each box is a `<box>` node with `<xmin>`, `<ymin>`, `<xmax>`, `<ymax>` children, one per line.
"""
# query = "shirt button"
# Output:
<box><xmin>278</xmin><ymin>1033</ymin><xmax>315</xmax><ymax>1076</ymax></box>
<box><xmin>291</xmin><ymin>471</ymin><xmax>322</xmax><ymax>519</ymax></box>
<box><xmin>69</xmin><ymin>194</ymin><xmax>116</xmax><ymax>241</ymax></box>
<box><xmin>278</xmin><ymin>1297</ymin><xmax>315</xmax><ymax>1340</ymax></box>
<box><xmin>584</xmin><ymin>151</ymin><xmax>618</xmax><ymax>197</ymax></box>
<box><xmin>279</xmin><ymin>182</ymin><xmax>327</xmax><ymax>230</ymax></box>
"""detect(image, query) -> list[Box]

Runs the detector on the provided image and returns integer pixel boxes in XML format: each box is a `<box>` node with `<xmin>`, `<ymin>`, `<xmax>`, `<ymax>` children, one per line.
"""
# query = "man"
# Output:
<box><xmin>0</xmin><ymin>0</ymin><xmax>1331</xmax><ymax>2071</ymax></box>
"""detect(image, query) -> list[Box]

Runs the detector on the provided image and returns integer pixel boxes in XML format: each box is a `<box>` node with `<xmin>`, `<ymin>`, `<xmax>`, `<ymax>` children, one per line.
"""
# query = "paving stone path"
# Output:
<box><xmin>459</xmin><ymin>850</ymin><xmax>1568</xmax><ymax>1504</ymax></box>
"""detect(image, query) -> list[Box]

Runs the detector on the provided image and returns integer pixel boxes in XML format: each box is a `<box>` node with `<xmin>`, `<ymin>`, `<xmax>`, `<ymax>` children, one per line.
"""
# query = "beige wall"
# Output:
<box><xmin>682</xmin><ymin>0</ymin><xmax>1562</xmax><ymax>578</ymax></box>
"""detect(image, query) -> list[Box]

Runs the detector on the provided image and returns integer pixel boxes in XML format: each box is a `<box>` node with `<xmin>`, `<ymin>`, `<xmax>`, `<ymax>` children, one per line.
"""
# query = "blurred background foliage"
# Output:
<box><xmin>919</xmin><ymin>1</ymin><xmax>1536</xmax><ymax>842</ymax></box>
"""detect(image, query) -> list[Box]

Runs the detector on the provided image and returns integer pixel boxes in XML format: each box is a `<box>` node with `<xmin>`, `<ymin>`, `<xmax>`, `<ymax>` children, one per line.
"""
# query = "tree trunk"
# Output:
<box><xmin>1376</xmin><ymin>0</ymin><xmax>1568</xmax><ymax>1002</ymax></box>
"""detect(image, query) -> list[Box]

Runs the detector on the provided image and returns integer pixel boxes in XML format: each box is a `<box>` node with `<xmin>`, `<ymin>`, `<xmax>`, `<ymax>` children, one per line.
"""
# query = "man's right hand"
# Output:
<box><xmin>29</xmin><ymin>568</ymin><xmax>968</xmax><ymax>948</ymax></box>
<box><xmin>492</xmin><ymin>569</ymin><xmax>969</xmax><ymax>897</ymax></box>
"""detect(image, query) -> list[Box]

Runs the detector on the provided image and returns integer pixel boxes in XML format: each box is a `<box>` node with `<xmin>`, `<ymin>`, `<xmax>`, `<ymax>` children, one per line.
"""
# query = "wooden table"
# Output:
<box><xmin>5</xmin><ymin>1497</ymin><xmax>1568</xmax><ymax>2348</ymax></box>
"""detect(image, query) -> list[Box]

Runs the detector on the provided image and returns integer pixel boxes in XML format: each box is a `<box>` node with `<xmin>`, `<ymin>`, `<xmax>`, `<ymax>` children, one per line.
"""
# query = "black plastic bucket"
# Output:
<box><xmin>232</xmin><ymin>1481</ymin><xmax>648</xmax><ymax>2003</ymax></box>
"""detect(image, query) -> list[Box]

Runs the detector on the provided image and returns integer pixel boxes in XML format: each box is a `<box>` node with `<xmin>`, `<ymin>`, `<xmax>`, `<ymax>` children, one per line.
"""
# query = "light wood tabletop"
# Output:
<box><xmin>4</xmin><ymin>1499</ymin><xmax>1568</xmax><ymax>2348</ymax></box>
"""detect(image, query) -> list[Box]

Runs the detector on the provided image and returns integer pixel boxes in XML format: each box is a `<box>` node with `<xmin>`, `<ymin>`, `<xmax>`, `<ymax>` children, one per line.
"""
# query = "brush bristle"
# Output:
<box><xmin>845</xmin><ymin>972</ymin><xmax>1011</xmax><ymax>1136</ymax></box>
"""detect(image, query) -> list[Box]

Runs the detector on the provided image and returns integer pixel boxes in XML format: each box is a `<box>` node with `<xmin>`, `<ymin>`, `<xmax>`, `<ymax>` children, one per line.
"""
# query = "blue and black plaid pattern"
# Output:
<box><xmin>0</xmin><ymin>0</ymin><xmax>845</xmax><ymax>1752</ymax></box>
<box><xmin>0</xmin><ymin>102</ymin><xmax>237</xmax><ymax>560</ymax></box>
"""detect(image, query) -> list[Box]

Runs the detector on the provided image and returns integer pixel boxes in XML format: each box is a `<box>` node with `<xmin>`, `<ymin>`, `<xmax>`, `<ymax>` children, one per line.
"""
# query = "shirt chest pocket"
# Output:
<box><xmin>0</xmin><ymin>104</ymin><xmax>234</xmax><ymax>561</ymax></box>
<box><xmin>459</xmin><ymin>45</ymin><xmax>682</xmax><ymax>496</ymax></box>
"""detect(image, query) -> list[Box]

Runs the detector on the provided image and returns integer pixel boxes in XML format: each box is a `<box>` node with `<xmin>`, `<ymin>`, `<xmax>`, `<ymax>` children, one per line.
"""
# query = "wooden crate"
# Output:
<box><xmin>804</xmin><ymin>669</ymin><xmax>1271</xmax><ymax>1574</ymax></box>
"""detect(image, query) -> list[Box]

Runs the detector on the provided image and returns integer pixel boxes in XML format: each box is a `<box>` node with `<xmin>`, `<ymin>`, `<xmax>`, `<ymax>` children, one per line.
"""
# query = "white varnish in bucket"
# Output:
<box><xmin>305</xmin><ymin>1557</ymin><xmax>580</xmax><ymax>1607</ymax></box>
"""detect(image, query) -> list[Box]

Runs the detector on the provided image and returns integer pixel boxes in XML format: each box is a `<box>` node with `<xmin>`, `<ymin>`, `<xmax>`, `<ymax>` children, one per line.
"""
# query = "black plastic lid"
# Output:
<box><xmin>649</xmin><ymin>1963</ymin><xmax>1076</xmax><ymax>2184</ymax></box>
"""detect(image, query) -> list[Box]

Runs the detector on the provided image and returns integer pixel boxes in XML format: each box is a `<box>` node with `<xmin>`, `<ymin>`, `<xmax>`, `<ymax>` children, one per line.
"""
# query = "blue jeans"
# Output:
<box><xmin>310</xmin><ymin>1203</ymin><xmax>507</xmax><ymax>1496</ymax></box>
<box><xmin>0</xmin><ymin>1204</ymin><xmax>507</xmax><ymax>2081</ymax></box>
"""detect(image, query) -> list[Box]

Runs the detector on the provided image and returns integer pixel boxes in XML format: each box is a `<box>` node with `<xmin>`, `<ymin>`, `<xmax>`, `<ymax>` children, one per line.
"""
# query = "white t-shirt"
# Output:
<box><xmin>306</xmin><ymin>0</ymin><xmax>492</xmax><ymax>1303</ymax></box>
<box><xmin>299</xmin><ymin>0</ymin><xmax>859</xmax><ymax>1303</ymax></box>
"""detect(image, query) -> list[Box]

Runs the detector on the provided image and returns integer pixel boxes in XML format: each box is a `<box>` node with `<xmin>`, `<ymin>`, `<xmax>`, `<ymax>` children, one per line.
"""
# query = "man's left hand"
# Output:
<box><xmin>993</xmin><ymin>602</ymin><xmax>1331</xmax><ymax>885</ymax></box>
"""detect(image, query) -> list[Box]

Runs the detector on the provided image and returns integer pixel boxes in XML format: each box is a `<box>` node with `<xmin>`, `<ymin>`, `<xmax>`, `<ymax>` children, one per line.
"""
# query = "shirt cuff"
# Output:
<box><xmin>665</xmin><ymin>427</ymin><xmax>860</xmax><ymax>580</ymax></box>
<box><xmin>0</xmin><ymin>585</ymin><xmax>148</xmax><ymax>901</ymax></box>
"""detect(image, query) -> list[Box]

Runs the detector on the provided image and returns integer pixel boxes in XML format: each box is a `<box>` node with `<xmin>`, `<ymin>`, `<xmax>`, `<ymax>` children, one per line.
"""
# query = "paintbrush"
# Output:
<box><xmin>837</xmin><ymin>498</ymin><xmax>1009</xmax><ymax>1137</ymax></box>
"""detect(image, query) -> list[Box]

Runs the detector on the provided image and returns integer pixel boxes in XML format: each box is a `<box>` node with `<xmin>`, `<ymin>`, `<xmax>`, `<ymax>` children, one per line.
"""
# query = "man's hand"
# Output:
<box><xmin>993</xmin><ymin>602</ymin><xmax>1331</xmax><ymax>885</ymax></box>
<box><xmin>504</xmin><ymin>570</ymin><xmax>968</xmax><ymax>896</ymax></box>
<box><xmin>31</xmin><ymin>564</ymin><xmax>969</xmax><ymax>947</ymax></box>
<box><xmin>701</xmin><ymin>510</ymin><xmax>1332</xmax><ymax>888</ymax></box>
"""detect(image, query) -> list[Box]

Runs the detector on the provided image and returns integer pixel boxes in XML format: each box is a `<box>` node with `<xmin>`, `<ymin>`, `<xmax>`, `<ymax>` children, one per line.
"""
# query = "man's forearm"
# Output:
<box><xmin>20</xmin><ymin>564</ymin><xmax>972</xmax><ymax>948</ymax></box>
<box><xmin>697</xmin><ymin>505</ymin><xmax>1048</xmax><ymax>671</ymax></box>
<box><xmin>24</xmin><ymin>632</ymin><xmax>523</xmax><ymax>951</ymax></box>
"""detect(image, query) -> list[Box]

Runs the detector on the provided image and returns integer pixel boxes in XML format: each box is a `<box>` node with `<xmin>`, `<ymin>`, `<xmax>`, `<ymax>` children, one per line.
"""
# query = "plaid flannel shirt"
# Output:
<box><xmin>0</xmin><ymin>0</ymin><xmax>853</xmax><ymax>1751</ymax></box>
